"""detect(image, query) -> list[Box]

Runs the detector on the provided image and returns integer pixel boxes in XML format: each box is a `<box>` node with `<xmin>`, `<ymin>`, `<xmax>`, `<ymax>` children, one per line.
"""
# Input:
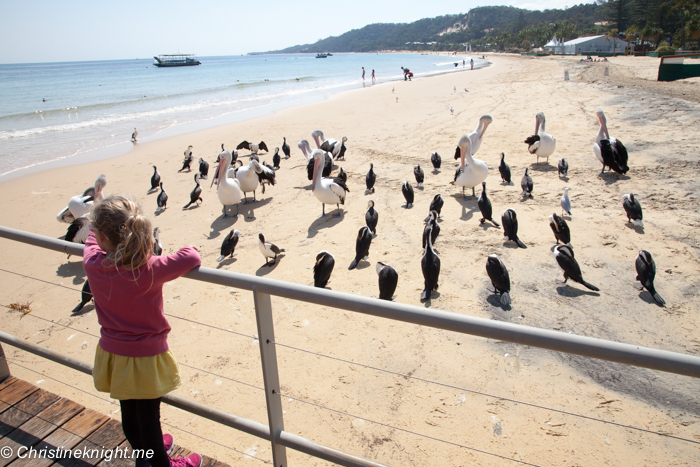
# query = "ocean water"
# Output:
<box><xmin>0</xmin><ymin>53</ymin><xmax>487</xmax><ymax>180</ymax></box>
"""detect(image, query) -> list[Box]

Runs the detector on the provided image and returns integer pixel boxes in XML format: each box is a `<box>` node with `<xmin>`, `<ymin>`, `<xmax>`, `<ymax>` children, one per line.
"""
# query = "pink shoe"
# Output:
<box><xmin>169</xmin><ymin>453</ymin><xmax>203</xmax><ymax>467</ymax></box>
<box><xmin>163</xmin><ymin>433</ymin><xmax>174</xmax><ymax>455</ymax></box>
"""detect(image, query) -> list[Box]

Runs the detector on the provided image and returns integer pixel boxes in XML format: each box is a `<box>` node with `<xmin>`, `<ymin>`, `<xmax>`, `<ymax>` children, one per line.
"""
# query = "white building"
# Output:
<box><xmin>558</xmin><ymin>35</ymin><xmax>629</xmax><ymax>55</ymax></box>
<box><xmin>543</xmin><ymin>35</ymin><xmax>565</xmax><ymax>54</ymax></box>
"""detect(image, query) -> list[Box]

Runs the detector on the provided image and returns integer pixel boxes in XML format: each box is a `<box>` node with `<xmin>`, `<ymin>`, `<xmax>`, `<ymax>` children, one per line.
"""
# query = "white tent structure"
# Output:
<box><xmin>543</xmin><ymin>35</ymin><xmax>565</xmax><ymax>54</ymax></box>
<box><xmin>558</xmin><ymin>35</ymin><xmax>629</xmax><ymax>55</ymax></box>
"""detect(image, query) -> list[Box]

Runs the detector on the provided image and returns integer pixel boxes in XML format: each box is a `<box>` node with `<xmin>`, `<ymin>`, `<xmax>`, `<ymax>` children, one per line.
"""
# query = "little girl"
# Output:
<box><xmin>84</xmin><ymin>195</ymin><xmax>202</xmax><ymax>467</ymax></box>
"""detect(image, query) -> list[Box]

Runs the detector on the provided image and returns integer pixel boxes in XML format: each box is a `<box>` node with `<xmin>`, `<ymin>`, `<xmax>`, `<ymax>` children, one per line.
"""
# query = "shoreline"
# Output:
<box><xmin>0</xmin><ymin>53</ymin><xmax>490</xmax><ymax>184</ymax></box>
<box><xmin>1</xmin><ymin>53</ymin><xmax>698</xmax><ymax>466</ymax></box>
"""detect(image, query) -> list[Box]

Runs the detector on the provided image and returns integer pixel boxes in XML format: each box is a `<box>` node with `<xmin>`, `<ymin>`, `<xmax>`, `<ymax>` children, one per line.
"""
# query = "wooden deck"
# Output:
<box><xmin>0</xmin><ymin>377</ymin><xmax>229</xmax><ymax>467</ymax></box>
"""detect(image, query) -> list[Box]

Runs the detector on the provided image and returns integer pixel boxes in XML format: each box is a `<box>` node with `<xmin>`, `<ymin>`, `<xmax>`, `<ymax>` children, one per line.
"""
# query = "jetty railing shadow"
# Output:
<box><xmin>1</xmin><ymin>224</ymin><xmax>699</xmax><ymax>467</ymax></box>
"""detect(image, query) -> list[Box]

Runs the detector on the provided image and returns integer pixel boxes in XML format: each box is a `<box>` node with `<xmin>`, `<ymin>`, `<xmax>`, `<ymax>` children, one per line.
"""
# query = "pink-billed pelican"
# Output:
<box><xmin>211</xmin><ymin>148</ymin><xmax>242</xmax><ymax>218</ymax></box>
<box><xmin>312</xmin><ymin>149</ymin><xmax>349</xmax><ymax>217</ymax></box>
<box><xmin>56</xmin><ymin>175</ymin><xmax>107</xmax><ymax>223</ymax></box>
<box><xmin>235</xmin><ymin>157</ymin><xmax>275</xmax><ymax>203</ymax></box>
<box><xmin>453</xmin><ymin>135</ymin><xmax>488</xmax><ymax>199</ymax></box>
<box><xmin>524</xmin><ymin>112</ymin><xmax>556</xmax><ymax>164</ymax></box>
<box><xmin>453</xmin><ymin>115</ymin><xmax>493</xmax><ymax>160</ymax></box>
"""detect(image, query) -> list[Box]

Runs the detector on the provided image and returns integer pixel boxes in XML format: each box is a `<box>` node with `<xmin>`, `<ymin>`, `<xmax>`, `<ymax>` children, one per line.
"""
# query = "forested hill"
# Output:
<box><xmin>262</xmin><ymin>4</ymin><xmax>608</xmax><ymax>54</ymax></box>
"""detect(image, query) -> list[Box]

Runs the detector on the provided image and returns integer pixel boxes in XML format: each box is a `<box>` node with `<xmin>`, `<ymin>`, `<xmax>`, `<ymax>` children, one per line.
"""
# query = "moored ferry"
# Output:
<box><xmin>153</xmin><ymin>54</ymin><xmax>201</xmax><ymax>67</ymax></box>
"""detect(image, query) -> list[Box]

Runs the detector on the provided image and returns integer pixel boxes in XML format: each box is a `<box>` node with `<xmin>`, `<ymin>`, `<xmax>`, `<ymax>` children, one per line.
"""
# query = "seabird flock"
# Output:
<box><xmin>57</xmin><ymin>105</ymin><xmax>666</xmax><ymax>310</ymax></box>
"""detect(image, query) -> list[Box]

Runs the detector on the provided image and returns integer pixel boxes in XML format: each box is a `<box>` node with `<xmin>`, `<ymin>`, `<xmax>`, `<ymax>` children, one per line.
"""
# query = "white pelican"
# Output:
<box><xmin>300</xmin><ymin>139</ymin><xmax>331</xmax><ymax>179</ymax></box>
<box><xmin>312</xmin><ymin>149</ymin><xmax>349</xmax><ymax>217</ymax></box>
<box><xmin>594</xmin><ymin>109</ymin><xmax>629</xmax><ymax>174</ymax></box>
<box><xmin>211</xmin><ymin>149</ymin><xmax>242</xmax><ymax>218</ymax></box>
<box><xmin>524</xmin><ymin>112</ymin><xmax>556</xmax><ymax>164</ymax></box>
<box><xmin>235</xmin><ymin>158</ymin><xmax>274</xmax><ymax>203</ymax></box>
<box><xmin>56</xmin><ymin>175</ymin><xmax>107</xmax><ymax>223</ymax></box>
<box><xmin>312</xmin><ymin>130</ymin><xmax>347</xmax><ymax>160</ymax></box>
<box><xmin>454</xmin><ymin>115</ymin><xmax>493</xmax><ymax>161</ymax></box>
<box><xmin>453</xmin><ymin>135</ymin><xmax>488</xmax><ymax>199</ymax></box>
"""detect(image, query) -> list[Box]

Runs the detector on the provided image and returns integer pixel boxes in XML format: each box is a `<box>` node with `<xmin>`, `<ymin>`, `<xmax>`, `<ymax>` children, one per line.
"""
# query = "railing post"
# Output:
<box><xmin>253</xmin><ymin>287</ymin><xmax>287</xmax><ymax>467</ymax></box>
<box><xmin>0</xmin><ymin>343</ymin><xmax>10</xmax><ymax>382</ymax></box>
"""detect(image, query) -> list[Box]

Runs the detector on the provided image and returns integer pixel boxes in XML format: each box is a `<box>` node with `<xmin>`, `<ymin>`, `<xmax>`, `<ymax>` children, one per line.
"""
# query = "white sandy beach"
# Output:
<box><xmin>1</xmin><ymin>53</ymin><xmax>699</xmax><ymax>466</ymax></box>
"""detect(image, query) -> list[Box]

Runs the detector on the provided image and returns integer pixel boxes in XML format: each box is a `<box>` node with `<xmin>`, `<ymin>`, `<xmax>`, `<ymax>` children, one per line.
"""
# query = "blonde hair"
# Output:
<box><xmin>91</xmin><ymin>195</ymin><xmax>153</xmax><ymax>271</ymax></box>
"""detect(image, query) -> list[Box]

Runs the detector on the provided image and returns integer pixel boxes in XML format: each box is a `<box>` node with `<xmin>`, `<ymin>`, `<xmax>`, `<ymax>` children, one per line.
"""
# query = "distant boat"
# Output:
<box><xmin>153</xmin><ymin>54</ymin><xmax>201</xmax><ymax>67</ymax></box>
<box><xmin>315</xmin><ymin>53</ymin><xmax>332</xmax><ymax>58</ymax></box>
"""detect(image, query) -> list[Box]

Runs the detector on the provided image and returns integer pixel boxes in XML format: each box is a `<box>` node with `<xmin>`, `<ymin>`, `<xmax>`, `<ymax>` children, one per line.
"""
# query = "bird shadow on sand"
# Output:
<box><xmin>638</xmin><ymin>290</ymin><xmax>664</xmax><ymax>306</ymax></box>
<box><xmin>293</xmin><ymin>184</ymin><xmax>313</xmax><ymax>191</ymax></box>
<box><xmin>479</xmin><ymin>221</ymin><xmax>499</xmax><ymax>230</ymax></box>
<box><xmin>558</xmin><ymin>176</ymin><xmax>570</xmax><ymax>183</ymax></box>
<box><xmin>364</xmin><ymin>189</ymin><xmax>376</xmax><ymax>196</ymax></box>
<box><xmin>147</xmin><ymin>189</ymin><xmax>158</xmax><ymax>195</ymax></box>
<box><xmin>453</xmin><ymin>195</ymin><xmax>477</xmax><ymax>221</ymax></box>
<box><xmin>625</xmin><ymin>223</ymin><xmax>645</xmax><ymax>234</ymax></box>
<box><xmin>556</xmin><ymin>285</ymin><xmax>600</xmax><ymax>297</ymax></box>
<box><xmin>486</xmin><ymin>294</ymin><xmax>512</xmax><ymax>311</ymax></box>
<box><xmin>308</xmin><ymin>212</ymin><xmax>344</xmax><ymax>238</ymax></box>
<box><xmin>71</xmin><ymin>304</ymin><xmax>94</xmax><ymax>317</ymax></box>
<box><xmin>182</xmin><ymin>204</ymin><xmax>202</xmax><ymax>211</ymax></box>
<box><xmin>598</xmin><ymin>172</ymin><xmax>631</xmax><ymax>185</ymax></box>
<box><xmin>519</xmin><ymin>196</ymin><xmax>534</xmax><ymax>203</ymax></box>
<box><xmin>56</xmin><ymin>261</ymin><xmax>86</xmax><ymax>284</ymax></box>
<box><xmin>354</xmin><ymin>260</ymin><xmax>371</xmax><ymax>270</ymax></box>
<box><xmin>529</xmin><ymin>163</ymin><xmax>556</xmax><ymax>172</ymax></box>
<box><xmin>240</xmin><ymin>198</ymin><xmax>272</xmax><ymax>221</ymax></box>
<box><xmin>503</xmin><ymin>241</ymin><xmax>522</xmax><ymax>249</ymax></box>
<box><xmin>216</xmin><ymin>257</ymin><xmax>237</xmax><ymax>269</ymax></box>
<box><xmin>422</xmin><ymin>291</ymin><xmax>441</xmax><ymax>307</ymax></box>
<box><xmin>154</xmin><ymin>209</ymin><xmax>167</xmax><ymax>217</ymax></box>
<box><xmin>208</xmin><ymin>215</ymin><xmax>240</xmax><ymax>240</ymax></box>
<box><xmin>256</xmin><ymin>257</ymin><xmax>285</xmax><ymax>276</ymax></box>
<box><xmin>562</xmin><ymin>215</ymin><xmax>572</xmax><ymax>221</ymax></box>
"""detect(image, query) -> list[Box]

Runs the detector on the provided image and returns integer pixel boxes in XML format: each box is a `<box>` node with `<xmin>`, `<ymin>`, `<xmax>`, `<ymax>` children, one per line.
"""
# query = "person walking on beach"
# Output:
<box><xmin>362</xmin><ymin>67</ymin><xmax>365</xmax><ymax>81</ymax></box>
<box><xmin>470</xmin><ymin>58</ymin><xmax>474</xmax><ymax>70</ymax></box>
<box><xmin>371</xmin><ymin>69</ymin><xmax>375</xmax><ymax>83</ymax></box>
<box><xmin>85</xmin><ymin>195</ymin><xmax>203</xmax><ymax>467</ymax></box>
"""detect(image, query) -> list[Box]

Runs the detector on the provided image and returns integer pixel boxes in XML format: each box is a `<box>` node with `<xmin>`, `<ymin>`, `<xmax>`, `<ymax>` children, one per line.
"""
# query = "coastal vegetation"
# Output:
<box><xmin>266</xmin><ymin>1</ymin><xmax>700</xmax><ymax>54</ymax></box>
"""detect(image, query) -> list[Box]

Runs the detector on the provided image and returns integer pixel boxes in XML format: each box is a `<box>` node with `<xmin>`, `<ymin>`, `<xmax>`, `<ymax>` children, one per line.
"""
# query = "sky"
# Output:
<box><xmin>2</xmin><ymin>0</ymin><xmax>596</xmax><ymax>64</ymax></box>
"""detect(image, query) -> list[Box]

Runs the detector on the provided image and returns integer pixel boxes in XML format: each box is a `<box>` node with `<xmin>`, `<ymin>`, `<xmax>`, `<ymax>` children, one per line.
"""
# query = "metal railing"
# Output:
<box><xmin>1</xmin><ymin>224</ymin><xmax>699</xmax><ymax>467</ymax></box>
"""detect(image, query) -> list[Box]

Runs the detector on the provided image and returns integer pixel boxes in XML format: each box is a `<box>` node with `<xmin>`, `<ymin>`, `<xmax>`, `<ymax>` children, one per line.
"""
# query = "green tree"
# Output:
<box><xmin>604</xmin><ymin>0</ymin><xmax>634</xmax><ymax>31</ymax></box>
<box><xmin>605</xmin><ymin>28</ymin><xmax>621</xmax><ymax>53</ymax></box>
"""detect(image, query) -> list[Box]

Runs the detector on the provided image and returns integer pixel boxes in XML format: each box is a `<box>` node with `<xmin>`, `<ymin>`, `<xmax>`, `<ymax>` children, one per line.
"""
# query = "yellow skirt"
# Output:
<box><xmin>93</xmin><ymin>345</ymin><xmax>181</xmax><ymax>400</ymax></box>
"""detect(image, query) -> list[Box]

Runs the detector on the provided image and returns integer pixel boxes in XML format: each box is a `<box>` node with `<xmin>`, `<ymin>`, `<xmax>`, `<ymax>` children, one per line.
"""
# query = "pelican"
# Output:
<box><xmin>56</xmin><ymin>175</ymin><xmax>107</xmax><ymax>223</ymax></box>
<box><xmin>282</xmin><ymin>137</ymin><xmax>291</xmax><ymax>159</ymax></box>
<box><xmin>300</xmin><ymin>140</ymin><xmax>331</xmax><ymax>180</ymax></box>
<box><xmin>477</xmin><ymin>182</ymin><xmax>500</xmax><ymax>226</ymax></box>
<box><xmin>149</xmin><ymin>166</ymin><xmax>161</xmax><ymax>192</ymax></box>
<box><xmin>453</xmin><ymin>115</ymin><xmax>493</xmax><ymax>159</ymax></box>
<box><xmin>153</xmin><ymin>227</ymin><xmax>163</xmax><ymax>256</ymax></box>
<box><xmin>237</xmin><ymin>140</ymin><xmax>269</xmax><ymax>154</ymax></box>
<box><xmin>635</xmin><ymin>250</ymin><xmax>665</xmax><ymax>306</ymax></box>
<box><xmin>183</xmin><ymin>173</ymin><xmax>203</xmax><ymax>209</ymax></box>
<box><xmin>420</xmin><ymin>223</ymin><xmax>440</xmax><ymax>301</ymax></box>
<box><xmin>211</xmin><ymin>148</ymin><xmax>242</xmax><ymax>218</ymax></box>
<box><xmin>561</xmin><ymin>188</ymin><xmax>571</xmax><ymax>216</ymax></box>
<box><xmin>235</xmin><ymin>157</ymin><xmax>275</xmax><ymax>203</ymax></box>
<box><xmin>622</xmin><ymin>193</ymin><xmax>643</xmax><ymax>226</ymax></box>
<box><xmin>549</xmin><ymin>213</ymin><xmax>571</xmax><ymax>244</ymax></box>
<box><xmin>524</xmin><ymin>112</ymin><xmax>556</xmax><ymax>164</ymax></box>
<box><xmin>366</xmin><ymin>163</ymin><xmax>376</xmax><ymax>193</ymax></box>
<box><xmin>498</xmin><ymin>153</ymin><xmax>512</xmax><ymax>185</ymax></box>
<box><xmin>486</xmin><ymin>255</ymin><xmax>511</xmax><ymax>306</ymax></box>
<box><xmin>594</xmin><ymin>109</ymin><xmax>629</xmax><ymax>174</ymax></box>
<box><xmin>314</xmin><ymin>251</ymin><xmax>335</xmax><ymax>288</ymax></box>
<box><xmin>454</xmin><ymin>134</ymin><xmax>488</xmax><ymax>199</ymax></box>
<box><xmin>349</xmin><ymin>226</ymin><xmax>372</xmax><ymax>270</ymax></box>
<box><xmin>312</xmin><ymin>130</ymin><xmax>347</xmax><ymax>160</ymax></box>
<box><xmin>217</xmin><ymin>230</ymin><xmax>240</xmax><ymax>262</ymax></box>
<box><xmin>312</xmin><ymin>149</ymin><xmax>349</xmax><ymax>217</ymax></box>
<box><xmin>366</xmin><ymin>200</ymin><xmax>378</xmax><ymax>236</ymax></box>
<box><xmin>64</xmin><ymin>216</ymin><xmax>90</xmax><ymax>259</ymax></box>
<box><xmin>554</xmin><ymin>245</ymin><xmax>599</xmax><ymax>291</ymax></box>
<box><xmin>376</xmin><ymin>262</ymin><xmax>398</xmax><ymax>300</ymax></box>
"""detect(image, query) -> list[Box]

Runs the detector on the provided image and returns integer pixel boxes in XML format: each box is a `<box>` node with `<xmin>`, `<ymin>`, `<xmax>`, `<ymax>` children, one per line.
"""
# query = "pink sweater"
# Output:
<box><xmin>83</xmin><ymin>231</ymin><xmax>201</xmax><ymax>357</ymax></box>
